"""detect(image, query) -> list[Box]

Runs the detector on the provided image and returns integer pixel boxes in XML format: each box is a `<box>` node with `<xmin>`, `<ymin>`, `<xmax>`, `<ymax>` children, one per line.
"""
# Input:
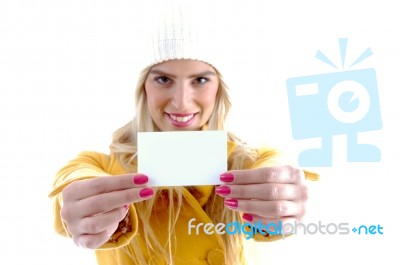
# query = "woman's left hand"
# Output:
<box><xmin>216</xmin><ymin>165</ymin><xmax>308</xmax><ymax>227</ymax></box>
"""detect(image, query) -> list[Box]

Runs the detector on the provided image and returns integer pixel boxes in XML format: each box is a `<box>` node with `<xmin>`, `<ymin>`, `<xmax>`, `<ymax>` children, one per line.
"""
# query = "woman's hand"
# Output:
<box><xmin>60</xmin><ymin>174</ymin><xmax>154</xmax><ymax>249</ymax></box>
<box><xmin>216</xmin><ymin>165</ymin><xmax>307</xmax><ymax>229</ymax></box>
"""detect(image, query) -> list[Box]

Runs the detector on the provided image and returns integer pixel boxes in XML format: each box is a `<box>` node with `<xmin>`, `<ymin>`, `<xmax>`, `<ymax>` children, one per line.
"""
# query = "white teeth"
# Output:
<box><xmin>170</xmin><ymin>114</ymin><xmax>194</xmax><ymax>123</ymax></box>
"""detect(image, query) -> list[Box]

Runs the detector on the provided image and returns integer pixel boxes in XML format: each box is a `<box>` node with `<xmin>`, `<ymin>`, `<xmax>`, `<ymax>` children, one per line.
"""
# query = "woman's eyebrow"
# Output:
<box><xmin>149</xmin><ymin>70</ymin><xmax>177</xmax><ymax>78</ymax></box>
<box><xmin>149</xmin><ymin>69</ymin><xmax>216</xmax><ymax>78</ymax></box>
<box><xmin>188</xmin><ymin>71</ymin><xmax>216</xmax><ymax>78</ymax></box>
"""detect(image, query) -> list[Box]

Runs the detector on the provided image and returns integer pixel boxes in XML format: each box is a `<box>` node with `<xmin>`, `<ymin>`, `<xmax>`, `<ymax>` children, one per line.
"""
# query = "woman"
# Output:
<box><xmin>49</xmin><ymin>4</ymin><xmax>318</xmax><ymax>265</ymax></box>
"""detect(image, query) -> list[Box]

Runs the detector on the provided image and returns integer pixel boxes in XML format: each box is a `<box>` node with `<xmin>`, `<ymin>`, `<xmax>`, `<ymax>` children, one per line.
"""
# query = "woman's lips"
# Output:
<box><xmin>166</xmin><ymin>113</ymin><xmax>196</xmax><ymax>127</ymax></box>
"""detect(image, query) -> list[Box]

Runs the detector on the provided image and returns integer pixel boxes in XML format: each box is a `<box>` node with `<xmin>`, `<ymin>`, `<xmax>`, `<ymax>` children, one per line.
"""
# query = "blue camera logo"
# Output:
<box><xmin>286</xmin><ymin>38</ymin><xmax>382</xmax><ymax>167</ymax></box>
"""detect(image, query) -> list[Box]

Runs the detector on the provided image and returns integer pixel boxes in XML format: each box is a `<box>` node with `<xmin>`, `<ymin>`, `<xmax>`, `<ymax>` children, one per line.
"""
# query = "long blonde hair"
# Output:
<box><xmin>109</xmin><ymin>63</ymin><xmax>264</xmax><ymax>264</ymax></box>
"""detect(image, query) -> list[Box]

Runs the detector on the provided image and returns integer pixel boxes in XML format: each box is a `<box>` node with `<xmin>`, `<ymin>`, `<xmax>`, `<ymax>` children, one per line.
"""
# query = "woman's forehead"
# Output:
<box><xmin>150</xmin><ymin>59</ymin><xmax>216</xmax><ymax>74</ymax></box>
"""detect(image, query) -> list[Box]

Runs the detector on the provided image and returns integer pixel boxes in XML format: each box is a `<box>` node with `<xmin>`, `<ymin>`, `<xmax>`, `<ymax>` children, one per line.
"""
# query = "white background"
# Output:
<box><xmin>1</xmin><ymin>0</ymin><xmax>399</xmax><ymax>264</ymax></box>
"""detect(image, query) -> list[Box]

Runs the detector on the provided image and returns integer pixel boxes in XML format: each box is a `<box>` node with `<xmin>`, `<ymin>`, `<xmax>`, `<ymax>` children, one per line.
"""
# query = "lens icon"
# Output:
<box><xmin>327</xmin><ymin>80</ymin><xmax>371</xmax><ymax>124</ymax></box>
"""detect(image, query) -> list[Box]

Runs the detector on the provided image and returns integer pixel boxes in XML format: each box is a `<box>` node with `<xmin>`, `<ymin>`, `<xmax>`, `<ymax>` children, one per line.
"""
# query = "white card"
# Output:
<box><xmin>138</xmin><ymin>131</ymin><xmax>227</xmax><ymax>186</ymax></box>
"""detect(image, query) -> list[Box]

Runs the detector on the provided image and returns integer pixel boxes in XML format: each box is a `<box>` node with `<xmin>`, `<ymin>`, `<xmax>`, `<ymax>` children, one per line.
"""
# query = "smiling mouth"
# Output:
<box><xmin>168</xmin><ymin>113</ymin><xmax>195</xmax><ymax>123</ymax></box>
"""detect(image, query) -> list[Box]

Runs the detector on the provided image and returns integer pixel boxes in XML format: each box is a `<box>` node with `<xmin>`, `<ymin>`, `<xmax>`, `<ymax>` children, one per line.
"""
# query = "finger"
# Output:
<box><xmin>74</xmin><ymin>225</ymin><xmax>117</xmax><ymax>249</ymax></box>
<box><xmin>220</xmin><ymin>165</ymin><xmax>305</xmax><ymax>185</ymax></box>
<box><xmin>216</xmin><ymin>183</ymin><xmax>307</xmax><ymax>201</ymax></box>
<box><xmin>224</xmin><ymin>199</ymin><xmax>304</xmax><ymax>218</ymax></box>
<box><xmin>63</xmin><ymin>173</ymin><xmax>149</xmax><ymax>201</ymax></box>
<box><xmin>242</xmin><ymin>214</ymin><xmax>298</xmax><ymax>225</ymax></box>
<box><xmin>76</xmin><ymin>187</ymin><xmax>154</xmax><ymax>217</ymax></box>
<box><xmin>75</xmin><ymin>205</ymin><xmax>128</xmax><ymax>235</ymax></box>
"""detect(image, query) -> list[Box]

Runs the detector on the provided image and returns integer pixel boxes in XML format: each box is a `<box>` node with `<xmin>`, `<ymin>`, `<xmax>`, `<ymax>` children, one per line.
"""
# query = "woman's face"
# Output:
<box><xmin>144</xmin><ymin>59</ymin><xmax>219</xmax><ymax>131</ymax></box>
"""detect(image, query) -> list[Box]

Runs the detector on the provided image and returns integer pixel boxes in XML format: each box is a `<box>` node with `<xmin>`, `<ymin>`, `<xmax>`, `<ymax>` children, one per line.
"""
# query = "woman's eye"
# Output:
<box><xmin>155</xmin><ymin>76</ymin><xmax>171</xmax><ymax>84</ymax></box>
<box><xmin>195</xmin><ymin>77</ymin><xmax>208</xmax><ymax>84</ymax></box>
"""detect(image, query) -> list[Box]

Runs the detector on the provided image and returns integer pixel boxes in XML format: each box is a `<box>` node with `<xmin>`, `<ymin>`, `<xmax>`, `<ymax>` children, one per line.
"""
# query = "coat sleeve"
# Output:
<box><xmin>48</xmin><ymin>151</ymin><xmax>138</xmax><ymax>249</ymax></box>
<box><xmin>249</xmin><ymin>146</ymin><xmax>319</xmax><ymax>242</ymax></box>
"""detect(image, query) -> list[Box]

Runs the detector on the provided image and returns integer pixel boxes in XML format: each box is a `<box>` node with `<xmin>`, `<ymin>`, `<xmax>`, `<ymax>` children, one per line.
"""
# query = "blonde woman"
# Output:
<box><xmin>49</xmin><ymin>4</ymin><xmax>318</xmax><ymax>265</ymax></box>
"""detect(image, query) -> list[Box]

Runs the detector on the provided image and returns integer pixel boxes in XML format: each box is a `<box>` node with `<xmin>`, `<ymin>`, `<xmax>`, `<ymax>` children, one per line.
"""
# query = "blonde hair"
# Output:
<box><xmin>109</xmin><ymin>63</ymin><xmax>263</xmax><ymax>264</ymax></box>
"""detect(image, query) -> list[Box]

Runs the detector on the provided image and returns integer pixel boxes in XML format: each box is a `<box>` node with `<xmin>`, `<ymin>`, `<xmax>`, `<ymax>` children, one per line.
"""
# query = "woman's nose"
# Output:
<box><xmin>171</xmin><ymin>82</ymin><xmax>192</xmax><ymax>110</ymax></box>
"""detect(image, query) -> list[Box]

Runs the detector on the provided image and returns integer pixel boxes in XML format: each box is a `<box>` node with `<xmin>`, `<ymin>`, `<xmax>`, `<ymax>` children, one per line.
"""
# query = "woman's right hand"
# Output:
<box><xmin>60</xmin><ymin>174</ymin><xmax>153</xmax><ymax>249</ymax></box>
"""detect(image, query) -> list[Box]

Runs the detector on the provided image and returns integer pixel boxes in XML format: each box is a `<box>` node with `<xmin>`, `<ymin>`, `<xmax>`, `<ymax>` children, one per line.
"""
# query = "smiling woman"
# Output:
<box><xmin>48</xmin><ymin>1</ymin><xmax>318</xmax><ymax>265</ymax></box>
<box><xmin>144</xmin><ymin>60</ymin><xmax>219</xmax><ymax>131</ymax></box>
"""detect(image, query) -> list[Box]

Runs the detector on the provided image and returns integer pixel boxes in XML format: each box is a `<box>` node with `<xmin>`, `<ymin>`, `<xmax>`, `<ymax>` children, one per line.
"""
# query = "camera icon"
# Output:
<box><xmin>286</xmin><ymin>41</ymin><xmax>382</xmax><ymax>167</ymax></box>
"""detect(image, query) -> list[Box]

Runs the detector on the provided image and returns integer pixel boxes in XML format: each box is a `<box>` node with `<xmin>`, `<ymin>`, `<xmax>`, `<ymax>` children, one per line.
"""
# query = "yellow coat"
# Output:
<box><xmin>49</xmin><ymin>141</ymin><xmax>318</xmax><ymax>265</ymax></box>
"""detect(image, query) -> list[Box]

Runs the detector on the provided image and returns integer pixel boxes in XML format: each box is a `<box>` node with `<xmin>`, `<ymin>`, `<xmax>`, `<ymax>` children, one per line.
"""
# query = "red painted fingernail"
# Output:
<box><xmin>139</xmin><ymin>188</ymin><xmax>154</xmax><ymax>198</ymax></box>
<box><xmin>215</xmin><ymin>186</ymin><xmax>231</xmax><ymax>196</ymax></box>
<box><xmin>242</xmin><ymin>213</ymin><xmax>253</xmax><ymax>222</ymax></box>
<box><xmin>133</xmin><ymin>174</ymin><xmax>148</xmax><ymax>185</ymax></box>
<box><xmin>220</xmin><ymin>173</ymin><xmax>234</xmax><ymax>182</ymax></box>
<box><xmin>224</xmin><ymin>198</ymin><xmax>238</xmax><ymax>209</ymax></box>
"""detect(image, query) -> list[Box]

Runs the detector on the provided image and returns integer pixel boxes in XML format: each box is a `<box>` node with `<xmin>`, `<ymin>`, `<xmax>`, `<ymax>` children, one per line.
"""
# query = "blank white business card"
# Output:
<box><xmin>138</xmin><ymin>131</ymin><xmax>227</xmax><ymax>186</ymax></box>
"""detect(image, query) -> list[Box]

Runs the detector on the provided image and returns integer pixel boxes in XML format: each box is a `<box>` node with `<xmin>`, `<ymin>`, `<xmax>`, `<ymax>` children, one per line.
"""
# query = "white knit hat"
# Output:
<box><xmin>143</xmin><ymin>0</ymin><xmax>223</xmax><ymax>72</ymax></box>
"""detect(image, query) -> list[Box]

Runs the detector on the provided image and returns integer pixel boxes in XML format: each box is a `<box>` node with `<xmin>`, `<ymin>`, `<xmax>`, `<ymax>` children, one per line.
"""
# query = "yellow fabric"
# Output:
<box><xmin>49</xmin><ymin>140</ymin><xmax>318</xmax><ymax>264</ymax></box>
